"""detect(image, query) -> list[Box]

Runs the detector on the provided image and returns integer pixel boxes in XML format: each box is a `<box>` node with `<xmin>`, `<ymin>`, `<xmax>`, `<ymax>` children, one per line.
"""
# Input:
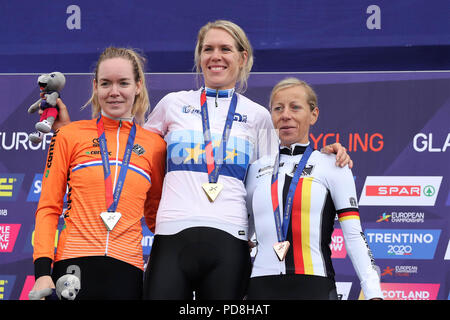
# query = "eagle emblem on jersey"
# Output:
<box><xmin>292</xmin><ymin>164</ymin><xmax>315</xmax><ymax>176</ymax></box>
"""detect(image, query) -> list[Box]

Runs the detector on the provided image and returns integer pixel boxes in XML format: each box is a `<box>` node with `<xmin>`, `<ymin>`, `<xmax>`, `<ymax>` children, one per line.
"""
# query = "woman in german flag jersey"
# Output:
<box><xmin>245</xmin><ymin>78</ymin><xmax>382</xmax><ymax>300</ymax></box>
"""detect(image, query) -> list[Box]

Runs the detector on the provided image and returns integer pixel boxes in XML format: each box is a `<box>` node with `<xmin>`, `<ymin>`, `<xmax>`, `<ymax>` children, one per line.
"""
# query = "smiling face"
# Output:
<box><xmin>94</xmin><ymin>57</ymin><xmax>142</xmax><ymax>119</ymax></box>
<box><xmin>200</xmin><ymin>28</ymin><xmax>247</xmax><ymax>90</ymax></box>
<box><xmin>271</xmin><ymin>85</ymin><xmax>319</xmax><ymax>146</ymax></box>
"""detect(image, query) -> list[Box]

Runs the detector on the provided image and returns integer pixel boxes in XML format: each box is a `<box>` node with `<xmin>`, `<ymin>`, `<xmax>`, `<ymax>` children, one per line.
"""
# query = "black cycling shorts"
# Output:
<box><xmin>246</xmin><ymin>273</ymin><xmax>338</xmax><ymax>300</ymax></box>
<box><xmin>143</xmin><ymin>227</ymin><xmax>251</xmax><ymax>300</ymax></box>
<box><xmin>51</xmin><ymin>256</ymin><xmax>143</xmax><ymax>300</ymax></box>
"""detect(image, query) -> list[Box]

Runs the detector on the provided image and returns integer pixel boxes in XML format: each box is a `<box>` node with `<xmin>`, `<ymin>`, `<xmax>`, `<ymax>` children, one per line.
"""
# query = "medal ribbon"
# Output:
<box><xmin>270</xmin><ymin>144</ymin><xmax>313</xmax><ymax>243</ymax></box>
<box><xmin>200</xmin><ymin>88</ymin><xmax>238</xmax><ymax>183</ymax></box>
<box><xmin>96</xmin><ymin>116</ymin><xmax>137</xmax><ymax>212</ymax></box>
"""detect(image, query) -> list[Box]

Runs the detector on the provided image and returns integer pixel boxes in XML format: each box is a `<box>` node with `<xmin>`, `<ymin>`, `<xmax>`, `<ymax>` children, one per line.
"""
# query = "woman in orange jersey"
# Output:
<box><xmin>245</xmin><ymin>78</ymin><xmax>383</xmax><ymax>300</ymax></box>
<box><xmin>29</xmin><ymin>47</ymin><xmax>166</xmax><ymax>300</ymax></box>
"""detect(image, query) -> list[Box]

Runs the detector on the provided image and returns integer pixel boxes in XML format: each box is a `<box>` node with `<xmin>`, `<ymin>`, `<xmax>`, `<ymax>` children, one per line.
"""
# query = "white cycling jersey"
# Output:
<box><xmin>144</xmin><ymin>87</ymin><xmax>277</xmax><ymax>240</ymax></box>
<box><xmin>245</xmin><ymin>143</ymin><xmax>382</xmax><ymax>299</ymax></box>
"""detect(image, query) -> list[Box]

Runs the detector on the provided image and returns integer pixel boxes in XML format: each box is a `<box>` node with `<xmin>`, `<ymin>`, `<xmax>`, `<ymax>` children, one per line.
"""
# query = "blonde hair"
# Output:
<box><xmin>269</xmin><ymin>77</ymin><xmax>318</xmax><ymax>111</ymax></box>
<box><xmin>84</xmin><ymin>47</ymin><xmax>149</xmax><ymax>125</ymax></box>
<box><xmin>194</xmin><ymin>20</ymin><xmax>253</xmax><ymax>93</ymax></box>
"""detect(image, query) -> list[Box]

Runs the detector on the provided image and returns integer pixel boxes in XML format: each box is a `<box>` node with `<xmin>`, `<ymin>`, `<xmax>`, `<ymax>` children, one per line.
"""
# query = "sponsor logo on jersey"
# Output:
<box><xmin>359</xmin><ymin>176</ymin><xmax>442</xmax><ymax>206</ymax></box>
<box><xmin>44</xmin><ymin>132</ymin><xmax>58</xmax><ymax>178</ymax></box>
<box><xmin>182</xmin><ymin>105</ymin><xmax>201</xmax><ymax>115</ymax></box>
<box><xmin>0</xmin><ymin>224</ymin><xmax>21</xmax><ymax>252</ymax></box>
<box><xmin>132</xmin><ymin>144</ymin><xmax>146</xmax><ymax>156</ymax></box>
<box><xmin>181</xmin><ymin>105</ymin><xmax>248</xmax><ymax>123</ymax></box>
<box><xmin>233</xmin><ymin>112</ymin><xmax>248</xmax><ymax>123</ymax></box>
<box><xmin>0</xmin><ymin>174</ymin><xmax>24</xmax><ymax>202</ymax></box>
<box><xmin>365</xmin><ymin>229</ymin><xmax>441</xmax><ymax>259</ymax></box>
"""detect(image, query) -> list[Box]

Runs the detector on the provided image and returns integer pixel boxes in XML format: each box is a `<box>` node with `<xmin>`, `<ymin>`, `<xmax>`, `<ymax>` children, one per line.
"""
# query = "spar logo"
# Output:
<box><xmin>0</xmin><ymin>174</ymin><xmax>24</xmax><ymax>202</ymax></box>
<box><xmin>359</xmin><ymin>176</ymin><xmax>442</xmax><ymax>206</ymax></box>
<box><xmin>0</xmin><ymin>224</ymin><xmax>21</xmax><ymax>252</ymax></box>
<box><xmin>365</xmin><ymin>229</ymin><xmax>441</xmax><ymax>259</ymax></box>
<box><xmin>330</xmin><ymin>229</ymin><xmax>347</xmax><ymax>259</ymax></box>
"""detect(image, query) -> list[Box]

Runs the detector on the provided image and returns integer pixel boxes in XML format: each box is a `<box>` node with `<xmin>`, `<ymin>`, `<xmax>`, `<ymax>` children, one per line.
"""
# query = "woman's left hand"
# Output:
<box><xmin>321</xmin><ymin>143</ymin><xmax>353</xmax><ymax>169</ymax></box>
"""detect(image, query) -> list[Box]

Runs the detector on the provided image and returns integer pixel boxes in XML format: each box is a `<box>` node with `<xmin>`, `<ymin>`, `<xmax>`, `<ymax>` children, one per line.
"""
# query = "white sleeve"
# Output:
<box><xmin>254</xmin><ymin>109</ymin><xmax>278</xmax><ymax>162</ymax></box>
<box><xmin>245</xmin><ymin>162</ymin><xmax>258</xmax><ymax>240</ymax></box>
<box><xmin>326</xmin><ymin>162</ymin><xmax>383</xmax><ymax>300</ymax></box>
<box><xmin>143</xmin><ymin>94</ymin><xmax>170</xmax><ymax>136</ymax></box>
<box><xmin>340</xmin><ymin>219</ymin><xmax>383</xmax><ymax>299</ymax></box>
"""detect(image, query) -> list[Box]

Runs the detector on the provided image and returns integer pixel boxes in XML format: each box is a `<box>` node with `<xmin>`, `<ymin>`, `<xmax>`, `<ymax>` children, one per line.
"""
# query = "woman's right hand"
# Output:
<box><xmin>53</xmin><ymin>98</ymin><xmax>71</xmax><ymax>130</ymax></box>
<box><xmin>38</xmin><ymin>98</ymin><xmax>71</xmax><ymax>130</ymax></box>
<box><xmin>28</xmin><ymin>275</ymin><xmax>55</xmax><ymax>300</ymax></box>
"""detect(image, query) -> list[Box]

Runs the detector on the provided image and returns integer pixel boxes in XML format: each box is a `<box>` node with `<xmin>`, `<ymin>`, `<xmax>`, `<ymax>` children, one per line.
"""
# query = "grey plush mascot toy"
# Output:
<box><xmin>28</xmin><ymin>72</ymin><xmax>66</xmax><ymax>144</ymax></box>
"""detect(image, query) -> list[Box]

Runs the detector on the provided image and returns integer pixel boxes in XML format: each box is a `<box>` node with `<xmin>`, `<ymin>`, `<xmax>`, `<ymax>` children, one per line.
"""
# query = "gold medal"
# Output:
<box><xmin>100</xmin><ymin>211</ymin><xmax>122</xmax><ymax>231</ymax></box>
<box><xmin>202</xmin><ymin>182</ymin><xmax>223</xmax><ymax>202</ymax></box>
<box><xmin>273</xmin><ymin>241</ymin><xmax>290</xmax><ymax>261</ymax></box>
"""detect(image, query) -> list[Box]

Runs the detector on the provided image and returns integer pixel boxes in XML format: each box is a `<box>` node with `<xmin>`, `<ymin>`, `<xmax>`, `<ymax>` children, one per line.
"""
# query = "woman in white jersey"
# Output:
<box><xmin>245</xmin><ymin>78</ymin><xmax>383</xmax><ymax>300</ymax></box>
<box><xmin>142</xmin><ymin>21</ymin><xmax>351</xmax><ymax>300</ymax></box>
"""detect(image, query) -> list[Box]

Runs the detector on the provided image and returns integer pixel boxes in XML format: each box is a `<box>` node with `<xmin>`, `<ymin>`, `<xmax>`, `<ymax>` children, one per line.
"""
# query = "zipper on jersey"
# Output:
<box><xmin>105</xmin><ymin>120</ymin><xmax>122</xmax><ymax>256</ymax></box>
<box><xmin>215</xmin><ymin>90</ymin><xmax>219</xmax><ymax>108</ymax></box>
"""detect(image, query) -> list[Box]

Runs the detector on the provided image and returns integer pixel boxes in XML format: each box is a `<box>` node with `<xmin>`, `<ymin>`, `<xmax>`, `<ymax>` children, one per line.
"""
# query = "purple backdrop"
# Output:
<box><xmin>0</xmin><ymin>72</ymin><xmax>449</xmax><ymax>300</ymax></box>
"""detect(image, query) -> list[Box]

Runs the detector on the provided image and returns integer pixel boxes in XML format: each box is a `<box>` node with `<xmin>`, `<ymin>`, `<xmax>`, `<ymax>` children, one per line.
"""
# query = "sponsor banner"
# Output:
<box><xmin>380</xmin><ymin>283</ymin><xmax>440</xmax><ymax>300</ymax></box>
<box><xmin>0</xmin><ymin>276</ymin><xmax>16</xmax><ymax>300</ymax></box>
<box><xmin>0</xmin><ymin>174</ymin><xmax>25</xmax><ymax>202</ymax></box>
<box><xmin>359</xmin><ymin>176</ymin><xmax>442</xmax><ymax>206</ymax></box>
<box><xmin>0</xmin><ymin>224</ymin><xmax>21</xmax><ymax>253</ymax></box>
<box><xmin>376</xmin><ymin>211</ymin><xmax>425</xmax><ymax>223</ymax></box>
<box><xmin>365</xmin><ymin>229</ymin><xmax>441</xmax><ymax>259</ymax></box>
<box><xmin>330</xmin><ymin>228</ymin><xmax>347</xmax><ymax>259</ymax></box>
<box><xmin>26</xmin><ymin>174</ymin><xmax>43</xmax><ymax>202</ymax></box>
<box><xmin>380</xmin><ymin>265</ymin><xmax>419</xmax><ymax>278</ymax></box>
<box><xmin>19</xmin><ymin>275</ymin><xmax>35</xmax><ymax>300</ymax></box>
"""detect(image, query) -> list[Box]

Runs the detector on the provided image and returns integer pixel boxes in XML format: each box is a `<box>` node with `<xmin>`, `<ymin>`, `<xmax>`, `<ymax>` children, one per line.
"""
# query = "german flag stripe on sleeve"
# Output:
<box><xmin>337</xmin><ymin>210</ymin><xmax>360</xmax><ymax>222</ymax></box>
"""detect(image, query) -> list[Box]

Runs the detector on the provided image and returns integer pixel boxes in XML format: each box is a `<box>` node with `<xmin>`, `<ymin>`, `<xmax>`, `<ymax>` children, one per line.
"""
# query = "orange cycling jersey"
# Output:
<box><xmin>33</xmin><ymin>116</ymin><xmax>166</xmax><ymax>273</ymax></box>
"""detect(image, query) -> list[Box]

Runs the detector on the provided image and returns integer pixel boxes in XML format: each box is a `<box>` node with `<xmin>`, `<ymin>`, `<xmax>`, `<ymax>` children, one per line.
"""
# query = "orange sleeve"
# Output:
<box><xmin>144</xmin><ymin>133</ymin><xmax>166</xmax><ymax>233</ymax></box>
<box><xmin>33</xmin><ymin>127</ymin><xmax>71</xmax><ymax>262</ymax></box>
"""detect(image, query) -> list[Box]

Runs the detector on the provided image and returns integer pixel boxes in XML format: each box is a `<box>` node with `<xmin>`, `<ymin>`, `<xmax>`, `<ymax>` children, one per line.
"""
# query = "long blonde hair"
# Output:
<box><xmin>194</xmin><ymin>20</ymin><xmax>253</xmax><ymax>93</ymax></box>
<box><xmin>84</xmin><ymin>47</ymin><xmax>149</xmax><ymax>125</ymax></box>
